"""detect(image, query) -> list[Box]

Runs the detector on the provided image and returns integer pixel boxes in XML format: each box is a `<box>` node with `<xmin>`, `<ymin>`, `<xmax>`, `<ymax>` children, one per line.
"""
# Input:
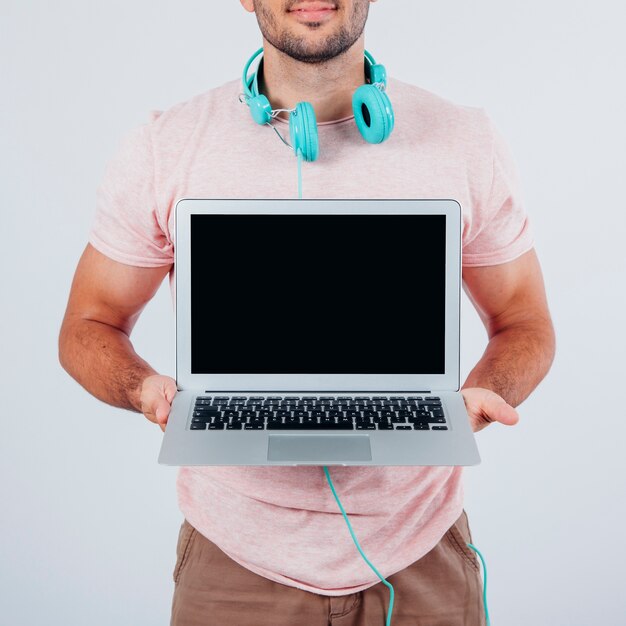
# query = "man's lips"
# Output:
<box><xmin>288</xmin><ymin>2</ymin><xmax>337</xmax><ymax>22</ymax></box>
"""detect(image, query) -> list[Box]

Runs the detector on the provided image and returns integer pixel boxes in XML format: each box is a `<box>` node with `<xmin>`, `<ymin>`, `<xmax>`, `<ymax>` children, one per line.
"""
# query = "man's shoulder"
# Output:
<box><xmin>146</xmin><ymin>78</ymin><xmax>242</xmax><ymax>135</ymax></box>
<box><xmin>387</xmin><ymin>77</ymin><xmax>492</xmax><ymax>142</ymax></box>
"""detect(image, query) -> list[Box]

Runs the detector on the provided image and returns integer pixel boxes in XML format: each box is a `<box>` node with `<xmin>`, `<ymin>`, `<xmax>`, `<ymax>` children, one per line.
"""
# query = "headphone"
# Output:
<box><xmin>240</xmin><ymin>46</ymin><xmax>394</xmax><ymax>162</ymax></box>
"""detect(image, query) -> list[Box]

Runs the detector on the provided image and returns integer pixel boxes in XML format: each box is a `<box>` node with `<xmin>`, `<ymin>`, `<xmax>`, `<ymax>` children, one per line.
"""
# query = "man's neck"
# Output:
<box><xmin>257</xmin><ymin>36</ymin><xmax>367</xmax><ymax>123</ymax></box>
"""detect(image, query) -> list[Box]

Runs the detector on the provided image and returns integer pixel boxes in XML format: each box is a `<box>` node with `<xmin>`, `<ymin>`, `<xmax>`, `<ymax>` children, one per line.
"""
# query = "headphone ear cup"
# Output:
<box><xmin>352</xmin><ymin>85</ymin><xmax>395</xmax><ymax>144</ymax></box>
<box><xmin>289</xmin><ymin>102</ymin><xmax>319</xmax><ymax>161</ymax></box>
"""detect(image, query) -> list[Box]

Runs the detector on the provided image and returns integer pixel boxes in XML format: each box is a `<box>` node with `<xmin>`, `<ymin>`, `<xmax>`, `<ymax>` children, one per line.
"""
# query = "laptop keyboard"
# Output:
<box><xmin>189</xmin><ymin>396</ymin><xmax>448</xmax><ymax>431</ymax></box>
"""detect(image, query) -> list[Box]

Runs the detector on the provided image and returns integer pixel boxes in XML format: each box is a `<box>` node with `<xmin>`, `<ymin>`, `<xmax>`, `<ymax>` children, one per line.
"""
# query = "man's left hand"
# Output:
<box><xmin>461</xmin><ymin>387</ymin><xmax>520</xmax><ymax>432</ymax></box>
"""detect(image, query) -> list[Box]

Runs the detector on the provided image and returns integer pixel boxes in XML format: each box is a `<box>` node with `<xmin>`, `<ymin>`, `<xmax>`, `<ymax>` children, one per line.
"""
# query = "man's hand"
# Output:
<box><xmin>460</xmin><ymin>249</ymin><xmax>555</xmax><ymax>425</ymax></box>
<box><xmin>461</xmin><ymin>387</ymin><xmax>520</xmax><ymax>433</ymax></box>
<box><xmin>140</xmin><ymin>375</ymin><xmax>178</xmax><ymax>432</ymax></box>
<box><xmin>59</xmin><ymin>245</ymin><xmax>173</xmax><ymax>421</ymax></box>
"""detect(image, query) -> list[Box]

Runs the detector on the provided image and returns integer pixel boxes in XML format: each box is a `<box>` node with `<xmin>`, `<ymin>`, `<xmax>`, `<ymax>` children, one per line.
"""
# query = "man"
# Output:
<box><xmin>58</xmin><ymin>0</ymin><xmax>555</xmax><ymax>624</ymax></box>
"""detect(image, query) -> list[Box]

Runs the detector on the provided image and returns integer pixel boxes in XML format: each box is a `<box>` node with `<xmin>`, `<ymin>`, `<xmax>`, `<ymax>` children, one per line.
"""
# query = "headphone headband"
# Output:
<box><xmin>242</xmin><ymin>47</ymin><xmax>264</xmax><ymax>99</ymax></box>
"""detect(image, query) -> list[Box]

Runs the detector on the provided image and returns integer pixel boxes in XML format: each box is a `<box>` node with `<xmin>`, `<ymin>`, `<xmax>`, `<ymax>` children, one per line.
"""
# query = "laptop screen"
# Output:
<box><xmin>190</xmin><ymin>214</ymin><xmax>446</xmax><ymax>374</ymax></box>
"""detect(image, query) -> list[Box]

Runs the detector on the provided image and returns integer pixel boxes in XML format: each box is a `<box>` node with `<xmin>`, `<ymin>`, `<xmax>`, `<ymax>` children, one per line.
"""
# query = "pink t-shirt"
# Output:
<box><xmin>89</xmin><ymin>76</ymin><xmax>533</xmax><ymax>596</ymax></box>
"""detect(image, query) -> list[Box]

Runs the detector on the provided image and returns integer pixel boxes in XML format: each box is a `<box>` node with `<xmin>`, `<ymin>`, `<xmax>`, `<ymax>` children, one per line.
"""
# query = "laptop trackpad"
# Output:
<box><xmin>268</xmin><ymin>435</ymin><xmax>372</xmax><ymax>462</ymax></box>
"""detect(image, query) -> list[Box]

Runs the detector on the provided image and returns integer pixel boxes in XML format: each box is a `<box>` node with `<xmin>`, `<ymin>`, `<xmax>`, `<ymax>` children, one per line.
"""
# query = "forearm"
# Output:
<box><xmin>462</xmin><ymin>321</ymin><xmax>555</xmax><ymax>408</ymax></box>
<box><xmin>58</xmin><ymin>319</ymin><xmax>157</xmax><ymax>413</ymax></box>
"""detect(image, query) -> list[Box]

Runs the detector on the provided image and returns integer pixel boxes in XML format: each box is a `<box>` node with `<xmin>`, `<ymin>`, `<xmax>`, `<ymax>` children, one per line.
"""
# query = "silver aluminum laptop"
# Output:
<box><xmin>158</xmin><ymin>199</ymin><xmax>480</xmax><ymax>467</ymax></box>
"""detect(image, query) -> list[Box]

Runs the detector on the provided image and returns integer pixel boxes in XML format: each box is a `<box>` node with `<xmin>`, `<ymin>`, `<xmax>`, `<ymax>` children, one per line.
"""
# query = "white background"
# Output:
<box><xmin>1</xmin><ymin>1</ymin><xmax>625</xmax><ymax>624</ymax></box>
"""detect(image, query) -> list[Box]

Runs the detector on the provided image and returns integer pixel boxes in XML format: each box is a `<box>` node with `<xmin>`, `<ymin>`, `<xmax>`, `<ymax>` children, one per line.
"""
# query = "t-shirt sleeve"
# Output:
<box><xmin>462</xmin><ymin>113</ymin><xmax>534</xmax><ymax>267</ymax></box>
<box><xmin>88</xmin><ymin>119</ymin><xmax>173</xmax><ymax>267</ymax></box>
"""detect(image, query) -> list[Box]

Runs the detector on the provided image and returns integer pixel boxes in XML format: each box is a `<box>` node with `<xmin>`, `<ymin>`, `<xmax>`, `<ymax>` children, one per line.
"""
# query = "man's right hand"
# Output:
<box><xmin>140</xmin><ymin>374</ymin><xmax>178</xmax><ymax>431</ymax></box>
<box><xmin>59</xmin><ymin>245</ymin><xmax>174</xmax><ymax>423</ymax></box>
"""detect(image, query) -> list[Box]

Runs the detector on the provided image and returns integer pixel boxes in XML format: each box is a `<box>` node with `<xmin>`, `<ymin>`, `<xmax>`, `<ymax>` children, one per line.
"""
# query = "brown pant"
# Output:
<box><xmin>171</xmin><ymin>510</ymin><xmax>486</xmax><ymax>626</ymax></box>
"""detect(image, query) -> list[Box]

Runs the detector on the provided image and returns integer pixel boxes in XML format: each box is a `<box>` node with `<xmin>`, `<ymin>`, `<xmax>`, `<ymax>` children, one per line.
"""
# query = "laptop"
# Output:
<box><xmin>158</xmin><ymin>198</ymin><xmax>481</xmax><ymax>467</ymax></box>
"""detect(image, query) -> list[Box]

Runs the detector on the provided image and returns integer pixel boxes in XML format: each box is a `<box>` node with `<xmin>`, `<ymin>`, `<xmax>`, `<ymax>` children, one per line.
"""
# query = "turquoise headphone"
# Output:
<box><xmin>240</xmin><ymin>46</ymin><xmax>394</xmax><ymax>162</ymax></box>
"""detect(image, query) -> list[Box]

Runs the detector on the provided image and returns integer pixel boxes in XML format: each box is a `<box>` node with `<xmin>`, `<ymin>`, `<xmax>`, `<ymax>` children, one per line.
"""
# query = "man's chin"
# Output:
<box><xmin>280</xmin><ymin>47</ymin><xmax>344</xmax><ymax>64</ymax></box>
<box><xmin>265</xmin><ymin>21</ymin><xmax>354</xmax><ymax>64</ymax></box>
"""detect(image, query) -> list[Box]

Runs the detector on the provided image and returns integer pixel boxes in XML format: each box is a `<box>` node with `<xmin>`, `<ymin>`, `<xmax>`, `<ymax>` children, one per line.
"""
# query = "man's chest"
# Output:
<box><xmin>159</xmin><ymin>125</ymin><xmax>474</xmax><ymax>244</ymax></box>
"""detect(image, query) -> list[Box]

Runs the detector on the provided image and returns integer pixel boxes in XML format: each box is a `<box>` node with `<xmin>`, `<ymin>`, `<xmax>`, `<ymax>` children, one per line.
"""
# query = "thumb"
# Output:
<box><xmin>486</xmin><ymin>391</ymin><xmax>519</xmax><ymax>426</ymax></box>
<box><xmin>153</xmin><ymin>395</ymin><xmax>171</xmax><ymax>425</ymax></box>
<box><xmin>163</xmin><ymin>379</ymin><xmax>178</xmax><ymax>404</ymax></box>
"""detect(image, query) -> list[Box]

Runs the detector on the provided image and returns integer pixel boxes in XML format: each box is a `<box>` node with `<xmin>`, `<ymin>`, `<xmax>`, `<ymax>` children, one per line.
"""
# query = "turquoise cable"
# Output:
<box><xmin>324</xmin><ymin>463</ymin><xmax>491</xmax><ymax>626</ymax></box>
<box><xmin>467</xmin><ymin>543</ymin><xmax>490</xmax><ymax>626</ymax></box>
<box><xmin>297</xmin><ymin>129</ymin><xmax>391</xmax><ymax>621</ymax></box>
<box><xmin>323</xmin><ymin>466</ymin><xmax>395</xmax><ymax>626</ymax></box>
<box><xmin>303</xmin><ymin>150</ymin><xmax>488</xmax><ymax>626</ymax></box>
<box><xmin>296</xmin><ymin>148</ymin><xmax>303</xmax><ymax>199</ymax></box>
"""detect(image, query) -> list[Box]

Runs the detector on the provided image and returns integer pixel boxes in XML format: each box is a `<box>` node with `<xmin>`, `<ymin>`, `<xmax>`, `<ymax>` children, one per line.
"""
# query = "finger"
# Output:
<box><xmin>144</xmin><ymin>404</ymin><xmax>167</xmax><ymax>431</ymax></box>
<box><xmin>153</xmin><ymin>396</ymin><xmax>171</xmax><ymax>426</ymax></box>
<box><xmin>163</xmin><ymin>379</ymin><xmax>178</xmax><ymax>404</ymax></box>
<box><xmin>141</xmin><ymin>387</ymin><xmax>171</xmax><ymax>426</ymax></box>
<box><xmin>484</xmin><ymin>391</ymin><xmax>519</xmax><ymax>426</ymax></box>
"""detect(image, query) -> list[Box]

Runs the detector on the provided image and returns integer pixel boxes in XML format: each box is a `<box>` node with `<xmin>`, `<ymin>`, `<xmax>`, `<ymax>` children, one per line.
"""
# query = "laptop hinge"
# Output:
<box><xmin>203</xmin><ymin>390</ymin><xmax>432</xmax><ymax>394</ymax></box>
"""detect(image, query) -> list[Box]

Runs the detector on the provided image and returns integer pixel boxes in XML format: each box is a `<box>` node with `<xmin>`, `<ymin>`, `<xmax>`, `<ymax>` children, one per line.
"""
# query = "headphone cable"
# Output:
<box><xmin>297</xmin><ymin>148</ymin><xmax>303</xmax><ymax>199</ymax></box>
<box><xmin>323</xmin><ymin>465</ymin><xmax>395</xmax><ymax>626</ymax></box>
<box><xmin>323</xmin><ymin>466</ymin><xmax>491</xmax><ymax>626</ymax></box>
<box><xmin>298</xmin><ymin>166</ymin><xmax>489</xmax><ymax>625</ymax></box>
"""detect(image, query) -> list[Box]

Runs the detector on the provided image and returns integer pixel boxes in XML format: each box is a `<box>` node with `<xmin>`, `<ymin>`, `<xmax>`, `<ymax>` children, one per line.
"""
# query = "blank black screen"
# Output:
<box><xmin>190</xmin><ymin>214</ymin><xmax>446</xmax><ymax>374</ymax></box>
